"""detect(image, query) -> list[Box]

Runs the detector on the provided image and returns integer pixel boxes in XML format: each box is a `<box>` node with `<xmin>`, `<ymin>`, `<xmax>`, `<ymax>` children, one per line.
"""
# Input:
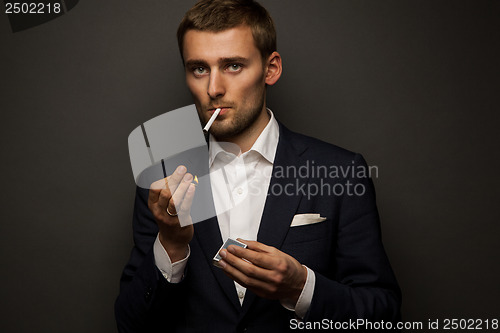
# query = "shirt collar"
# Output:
<box><xmin>208</xmin><ymin>108</ymin><xmax>279</xmax><ymax>167</ymax></box>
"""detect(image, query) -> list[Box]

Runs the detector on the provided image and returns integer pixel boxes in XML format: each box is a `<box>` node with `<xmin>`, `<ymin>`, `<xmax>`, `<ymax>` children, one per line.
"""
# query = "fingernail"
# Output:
<box><xmin>188</xmin><ymin>183</ymin><xmax>195</xmax><ymax>193</ymax></box>
<box><xmin>177</xmin><ymin>165</ymin><xmax>186</xmax><ymax>174</ymax></box>
<box><xmin>220</xmin><ymin>250</ymin><xmax>227</xmax><ymax>258</ymax></box>
<box><xmin>218</xmin><ymin>260</ymin><xmax>226</xmax><ymax>268</ymax></box>
<box><xmin>184</xmin><ymin>173</ymin><xmax>193</xmax><ymax>182</ymax></box>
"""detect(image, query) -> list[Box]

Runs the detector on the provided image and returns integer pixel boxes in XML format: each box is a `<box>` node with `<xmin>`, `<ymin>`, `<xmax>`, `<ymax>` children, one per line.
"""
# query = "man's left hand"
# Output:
<box><xmin>219</xmin><ymin>239</ymin><xmax>307</xmax><ymax>304</ymax></box>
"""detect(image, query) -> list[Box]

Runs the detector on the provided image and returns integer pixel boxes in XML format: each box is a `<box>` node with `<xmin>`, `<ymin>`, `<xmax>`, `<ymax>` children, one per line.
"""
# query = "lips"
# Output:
<box><xmin>209</xmin><ymin>107</ymin><xmax>229</xmax><ymax>115</ymax></box>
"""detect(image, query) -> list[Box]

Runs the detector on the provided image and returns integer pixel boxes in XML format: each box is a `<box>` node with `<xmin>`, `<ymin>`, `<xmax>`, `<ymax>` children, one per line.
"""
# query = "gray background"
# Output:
<box><xmin>1</xmin><ymin>0</ymin><xmax>499</xmax><ymax>332</ymax></box>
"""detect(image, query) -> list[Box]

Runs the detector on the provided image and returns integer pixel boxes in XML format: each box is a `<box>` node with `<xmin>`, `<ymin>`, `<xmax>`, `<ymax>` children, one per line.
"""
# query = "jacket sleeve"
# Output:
<box><xmin>114</xmin><ymin>187</ymin><xmax>187</xmax><ymax>333</ymax></box>
<box><xmin>305</xmin><ymin>154</ymin><xmax>402</xmax><ymax>326</ymax></box>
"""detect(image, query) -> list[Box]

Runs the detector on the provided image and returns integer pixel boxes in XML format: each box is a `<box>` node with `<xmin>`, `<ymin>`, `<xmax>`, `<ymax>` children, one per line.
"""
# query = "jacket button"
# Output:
<box><xmin>145</xmin><ymin>287</ymin><xmax>152</xmax><ymax>301</ymax></box>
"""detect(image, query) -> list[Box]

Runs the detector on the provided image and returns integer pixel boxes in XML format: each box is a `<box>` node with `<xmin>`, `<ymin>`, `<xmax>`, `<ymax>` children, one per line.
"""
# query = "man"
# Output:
<box><xmin>115</xmin><ymin>0</ymin><xmax>401</xmax><ymax>332</ymax></box>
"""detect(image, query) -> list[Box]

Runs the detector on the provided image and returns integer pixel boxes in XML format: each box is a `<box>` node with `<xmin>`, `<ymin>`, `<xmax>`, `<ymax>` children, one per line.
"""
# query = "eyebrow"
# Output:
<box><xmin>185</xmin><ymin>56</ymin><xmax>249</xmax><ymax>68</ymax></box>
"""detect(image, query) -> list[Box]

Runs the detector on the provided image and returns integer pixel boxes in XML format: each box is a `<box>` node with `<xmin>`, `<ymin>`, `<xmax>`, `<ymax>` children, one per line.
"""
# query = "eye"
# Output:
<box><xmin>193</xmin><ymin>67</ymin><xmax>208</xmax><ymax>76</ymax></box>
<box><xmin>227</xmin><ymin>64</ymin><xmax>242</xmax><ymax>72</ymax></box>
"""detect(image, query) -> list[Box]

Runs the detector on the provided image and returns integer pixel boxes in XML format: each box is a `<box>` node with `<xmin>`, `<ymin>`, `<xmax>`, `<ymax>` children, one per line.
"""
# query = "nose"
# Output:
<box><xmin>207</xmin><ymin>70</ymin><xmax>225</xmax><ymax>99</ymax></box>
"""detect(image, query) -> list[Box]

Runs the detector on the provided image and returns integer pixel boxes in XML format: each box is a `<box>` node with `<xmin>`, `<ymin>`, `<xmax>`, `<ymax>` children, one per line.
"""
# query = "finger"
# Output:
<box><xmin>148</xmin><ymin>165</ymin><xmax>186</xmax><ymax>204</ymax></box>
<box><xmin>178</xmin><ymin>183</ymin><xmax>196</xmax><ymax>215</ymax></box>
<box><xmin>221</xmin><ymin>249</ymin><xmax>276</xmax><ymax>281</ymax></box>
<box><xmin>177</xmin><ymin>183</ymin><xmax>196</xmax><ymax>226</ymax></box>
<box><xmin>227</xmin><ymin>245</ymin><xmax>277</xmax><ymax>270</ymax></box>
<box><xmin>151</xmin><ymin>165</ymin><xmax>187</xmax><ymax>207</ymax></box>
<box><xmin>169</xmin><ymin>173</ymin><xmax>193</xmax><ymax>213</ymax></box>
<box><xmin>148</xmin><ymin>177</ymin><xmax>168</xmax><ymax>204</ymax></box>
<box><xmin>149</xmin><ymin>179</ymin><xmax>172</xmax><ymax>219</ymax></box>
<box><xmin>218</xmin><ymin>258</ymin><xmax>271</xmax><ymax>293</ymax></box>
<box><xmin>165</xmin><ymin>165</ymin><xmax>187</xmax><ymax>196</ymax></box>
<box><xmin>236</xmin><ymin>239</ymin><xmax>276</xmax><ymax>254</ymax></box>
<box><xmin>156</xmin><ymin>185</ymin><xmax>173</xmax><ymax>212</ymax></box>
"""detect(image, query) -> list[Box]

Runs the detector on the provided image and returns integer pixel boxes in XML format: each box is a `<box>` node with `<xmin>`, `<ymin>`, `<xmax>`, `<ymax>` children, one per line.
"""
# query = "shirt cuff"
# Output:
<box><xmin>153</xmin><ymin>234</ymin><xmax>190</xmax><ymax>283</ymax></box>
<box><xmin>280</xmin><ymin>265</ymin><xmax>316</xmax><ymax>319</ymax></box>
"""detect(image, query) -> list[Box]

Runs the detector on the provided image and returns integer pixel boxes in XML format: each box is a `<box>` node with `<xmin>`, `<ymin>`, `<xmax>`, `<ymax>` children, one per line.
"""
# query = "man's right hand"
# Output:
<box><xmin>148</xmin><ymin>165</ymin><xmax>196</xmax><ymax>262</ymax></box>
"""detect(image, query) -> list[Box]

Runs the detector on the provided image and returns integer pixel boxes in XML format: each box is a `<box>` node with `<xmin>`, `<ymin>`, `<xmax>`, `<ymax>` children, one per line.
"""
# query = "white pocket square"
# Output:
<box><xmin>290</xmin><ymin>213</ymin><xmax>327</xmax><ymax>227</ymax></box>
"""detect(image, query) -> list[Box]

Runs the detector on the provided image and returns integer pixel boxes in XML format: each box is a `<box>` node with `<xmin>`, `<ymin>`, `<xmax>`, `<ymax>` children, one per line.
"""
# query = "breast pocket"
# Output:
<box><xmin>281</xmin><ymin>220</ymin><xmax>334</xmax><ymax>272</ymax></box>
<box><xmin>283</xmin><ymin>219</ymin><xmax>330</xmax><ymax>245</ymax></box>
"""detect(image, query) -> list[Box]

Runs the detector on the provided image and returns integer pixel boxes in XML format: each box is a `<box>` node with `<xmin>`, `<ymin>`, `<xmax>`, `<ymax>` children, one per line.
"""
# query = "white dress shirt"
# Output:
<box><xmin>153</xmin><ymin>109</ymin><xmax>315</xmax><ymax>318</ymax></box>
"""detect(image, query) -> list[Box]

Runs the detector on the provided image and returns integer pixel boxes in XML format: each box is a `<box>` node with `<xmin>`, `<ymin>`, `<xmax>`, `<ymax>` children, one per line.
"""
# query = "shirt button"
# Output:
<box><xmin>237</xmin><ymin>187</ymin><xmax>243</xmax><ymax>195</ymax></box>
<box><xmin>238</xmin><ymin>291</ymin><xmax>245</xmax><ymax>299</ymax></box>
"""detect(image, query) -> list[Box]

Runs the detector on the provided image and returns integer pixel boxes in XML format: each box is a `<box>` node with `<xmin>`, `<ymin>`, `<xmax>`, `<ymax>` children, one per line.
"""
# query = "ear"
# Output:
<box><xmin>264</xmin><ymin>51</ymin><xmax>282</xmax><ymax>86</ymax></box>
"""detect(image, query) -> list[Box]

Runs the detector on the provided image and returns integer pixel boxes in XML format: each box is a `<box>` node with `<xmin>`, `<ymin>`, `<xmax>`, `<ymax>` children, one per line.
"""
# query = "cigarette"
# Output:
<box><xmin>203</xmin><ymin>108</ymin><xmax>221</xmax><ymax>133</ymax></box>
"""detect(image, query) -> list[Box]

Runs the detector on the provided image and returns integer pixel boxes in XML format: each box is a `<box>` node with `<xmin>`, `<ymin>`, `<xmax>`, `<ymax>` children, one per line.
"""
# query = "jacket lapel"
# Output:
<box><xmin>190</xmin><ymin>140</ymin><xmax>243</xmax><ymax>311</ymax></box>
<box><xmin>194</xmin><ymin>216</ymin><xmax>243</xmax><ymax>311</ymax></box>
<box><xmin>257</xmin><ymin>123</ymin><xmax>308</xmax><ymax>249</ymax></box>
<box><xmin>241</xmin><ymin>123</ymin><xmax>309</xmax><ymax>314</ymax></box>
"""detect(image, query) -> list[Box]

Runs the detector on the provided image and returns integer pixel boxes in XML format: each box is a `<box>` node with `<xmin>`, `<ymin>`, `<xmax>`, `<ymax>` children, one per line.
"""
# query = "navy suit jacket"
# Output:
<box><xmin>115</xmin><ymin>123</ymin><xmax>401</xmax><ymax>332</ymax></box>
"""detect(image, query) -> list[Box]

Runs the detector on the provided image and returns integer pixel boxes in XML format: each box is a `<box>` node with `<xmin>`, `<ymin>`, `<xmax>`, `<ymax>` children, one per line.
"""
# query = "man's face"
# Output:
<box><xmin>183</xmin><ymin>25</ymin><xmax>268</xmax><ymax>141</ymax></box>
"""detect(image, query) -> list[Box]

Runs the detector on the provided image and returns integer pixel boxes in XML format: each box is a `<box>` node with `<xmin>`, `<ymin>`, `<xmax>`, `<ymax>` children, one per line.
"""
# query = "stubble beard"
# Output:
<box><xmin>204</xmin><ymin>92</ymin><xmax>266</xmax><ymax>142</ymax></box>
<box><xmin>211</xmin><ymin>104</ymin><xmax>263</xmax><ymax>141</ymax></box>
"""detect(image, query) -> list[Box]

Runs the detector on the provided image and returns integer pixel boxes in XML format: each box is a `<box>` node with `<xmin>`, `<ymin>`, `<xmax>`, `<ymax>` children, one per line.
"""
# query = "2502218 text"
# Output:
<box><xmin>5</xmin><ymin>2</ymin><xmax>62</xmax><ymax>14</ymax></box>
